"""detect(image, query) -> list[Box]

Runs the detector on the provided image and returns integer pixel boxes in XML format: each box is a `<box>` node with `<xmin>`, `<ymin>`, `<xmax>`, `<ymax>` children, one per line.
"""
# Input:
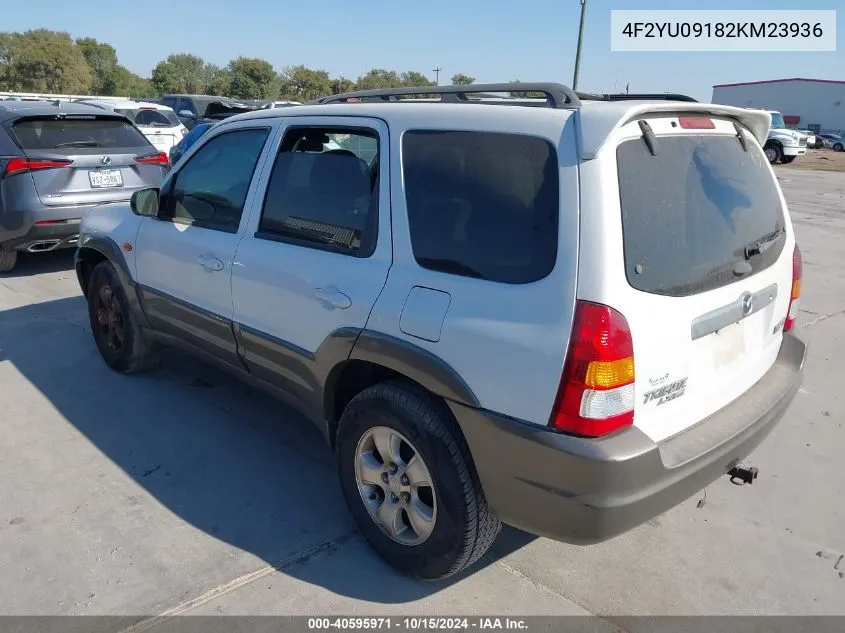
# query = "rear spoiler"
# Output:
<box><xmin>577</xmin><ymin>103</ymin><xmax>772</xmax><ymax>160</ymax></box>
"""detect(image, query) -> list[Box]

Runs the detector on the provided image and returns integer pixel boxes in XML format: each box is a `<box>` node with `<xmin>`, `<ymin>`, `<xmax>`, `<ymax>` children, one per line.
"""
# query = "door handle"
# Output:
<box><xmin>197</xmin><ymin>254</ymin><xmax>224</xmax><ymax>272</ymax></box>
<box><xmin>313</xmin><ymin>287</ymin><xmax>352</xmax><ymax>310</ymax></box>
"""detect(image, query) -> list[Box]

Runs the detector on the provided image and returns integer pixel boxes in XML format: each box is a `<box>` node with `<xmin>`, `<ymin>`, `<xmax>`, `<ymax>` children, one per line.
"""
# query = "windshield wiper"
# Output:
<box><xmin>743</xmin><ymin>227</ymin><xmax>784</xmax><ymax>260</ymax></box>
<box><xmin>54</xmin><ymin>140</ymin><xmax>101</xmax><ymax>148</ymax></box>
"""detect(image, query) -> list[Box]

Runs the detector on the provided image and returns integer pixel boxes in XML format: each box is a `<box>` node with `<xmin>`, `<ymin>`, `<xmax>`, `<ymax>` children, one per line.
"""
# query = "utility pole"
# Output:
<box><xmin>433</xmin><ymin>67</ymin><xmax>442</xmax><ymax>85</ymax></box>
<box><xmin>572</xmin><ymin>0</ymin><xmax>587</xmax><ymax>91</ymax></box>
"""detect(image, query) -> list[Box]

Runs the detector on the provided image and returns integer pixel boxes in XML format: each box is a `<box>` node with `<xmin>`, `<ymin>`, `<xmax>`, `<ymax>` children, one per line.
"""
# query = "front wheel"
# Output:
<box><xmin>764</xmin><ymin>143</ymin><xmax>782</xmax><ymax>164</ymax></box>
<box><xmin>834</xmin><ymin>142</ymin><xmax>844</xmax><ymax>152</ymax></box>
<box><xmin>336</xmin><ymin>381</ymin><xmax>501</xmax><ymax>580</ymax></box>
<box><xmin>87</xmin><ymin>261</ymin><xmax>159</xmax><ymax>373</ymax></box>
<box><xmin>781</xmin><ymin>155</ymin><xmax>796</xmax><ymax>164</ymax></box>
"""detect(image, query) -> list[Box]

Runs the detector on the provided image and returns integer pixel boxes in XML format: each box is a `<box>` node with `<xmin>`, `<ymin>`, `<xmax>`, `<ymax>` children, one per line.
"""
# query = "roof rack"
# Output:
<box><xmin>577</xmin><ymin>92</ymin><xmax>698</xmax><ymax>103</ymax></box>
<box><xmin>310</xmin><ymin>82</ymin><xmax>582</xmax><ymax>109</ymax></box>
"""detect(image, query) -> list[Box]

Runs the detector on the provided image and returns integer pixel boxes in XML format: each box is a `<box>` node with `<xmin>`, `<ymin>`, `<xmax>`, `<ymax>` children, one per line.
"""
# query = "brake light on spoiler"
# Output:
<box><xmin>549</xmin><ymin>301</ymin><xmax>636</xmax><ymax>437</ymax></box>
<box><xmin>3</xmin><ymin>157</ymin><xmax>72</xmax><ymax>178</ymax></box>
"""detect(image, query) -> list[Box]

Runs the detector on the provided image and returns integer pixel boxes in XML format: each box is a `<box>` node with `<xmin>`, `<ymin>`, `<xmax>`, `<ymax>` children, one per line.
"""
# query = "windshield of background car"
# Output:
<box><xmin>770</xmin><ymin>113</ymin><xmax>786</xmax><ymax>129</ymax></box>
<box><xmin>616</xmin><ymin>132</ymin><xmax>786</xmax><ymax>297</ymax></box>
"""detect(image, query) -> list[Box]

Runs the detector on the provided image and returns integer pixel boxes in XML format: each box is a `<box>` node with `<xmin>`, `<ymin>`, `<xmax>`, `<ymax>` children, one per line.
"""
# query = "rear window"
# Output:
<box><xmin>402</xmin><ymin>130</ymin><xmax>559</xmax><ymax>285</ymax></box>
<box><xmin>12</xmin><ymin>117</ymin><xmax>151</xmax><ymax>151</ymax></box>
<box><xmin>617</xmin><ymin>133</ymin><xmax>786</xmax><ymax>297</ymax></box>
<box><xmin>114</xmin><ymin>108</ymin><xmax>180</xmax><ymax>127</ymax></box>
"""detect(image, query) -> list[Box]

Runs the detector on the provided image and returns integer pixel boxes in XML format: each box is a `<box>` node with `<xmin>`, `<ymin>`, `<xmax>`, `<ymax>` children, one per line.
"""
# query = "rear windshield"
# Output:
<box><xmin>617</xmin><ymin>133</ymin><xmax>785</xmax><ymax>297</ymax></box>
<box><xmin>402</xmin><ymin>130</ymin><xmax>559</xmax><ymax>285</ymax></box>
<box><xmin>115</xmin><ymin>108</ymin><xmax>181</xmax><ymax>127</ymax></box>
<box><xmin>12</xmin><ymin>117</ymin><xmax>152</xmax><ymax>151</ymax></box>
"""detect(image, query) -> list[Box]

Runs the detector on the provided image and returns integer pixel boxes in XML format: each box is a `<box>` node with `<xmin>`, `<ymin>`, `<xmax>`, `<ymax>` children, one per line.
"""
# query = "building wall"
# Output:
<box><xmin>711</xmin><ymin>80</ymin><xmax>845</xmax><ymax>133</ymax></box>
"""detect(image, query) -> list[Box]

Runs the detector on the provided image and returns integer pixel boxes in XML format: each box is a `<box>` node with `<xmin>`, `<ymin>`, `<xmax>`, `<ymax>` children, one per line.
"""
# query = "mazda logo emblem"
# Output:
<box><xmin>741</xmin><ymin>293</ymin><xmax>753</xmax><ymax>316</ymax></box>
<box><xmin>100</xmin><ymin>156</ymin><xmax>111</xmax><ymax>165</ymax></box>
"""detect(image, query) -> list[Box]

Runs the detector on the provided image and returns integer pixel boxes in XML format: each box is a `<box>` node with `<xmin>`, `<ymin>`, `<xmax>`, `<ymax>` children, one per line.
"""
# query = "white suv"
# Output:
<box><xmin>78</xmin><ymin>99</ymin><xmax>188</xmax><ymax>154</ymax></box>
<box><xmin>74</xmin><ymin>83</ymin><xmax>806</xmax><ymax>580</ymax></box>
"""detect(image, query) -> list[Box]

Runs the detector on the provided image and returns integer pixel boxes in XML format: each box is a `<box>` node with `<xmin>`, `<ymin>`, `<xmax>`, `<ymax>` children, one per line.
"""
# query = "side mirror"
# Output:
<box><xmin>178</xmin><ymin>110</ymin><xmax>196</xmax><ymax>119</ymax></box>
<box><xmin>130</xmin><ymin>188</ymin><xmax>160</xmax><ymax>217</ymax></box>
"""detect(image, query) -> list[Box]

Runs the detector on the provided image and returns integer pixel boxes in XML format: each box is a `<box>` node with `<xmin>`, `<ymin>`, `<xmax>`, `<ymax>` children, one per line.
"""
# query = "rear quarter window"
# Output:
<box><xmin>616</xmin><ymin>133</ymin><xmax>786</xmax><ymax>297</ymax></box>
<box><xmin>12</xmin><ymin>117</ymin><xmax>152</xmax><ymax>151</ymax></box>
<box><xmin>402</xmin><ymin>130</ymin><xmax>559</xmax><ymax>284</ymax></box>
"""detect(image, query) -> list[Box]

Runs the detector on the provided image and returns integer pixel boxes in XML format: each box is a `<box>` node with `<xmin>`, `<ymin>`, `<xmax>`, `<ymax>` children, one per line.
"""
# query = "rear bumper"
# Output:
<box><xmin>1</xmin><ymin>219</ymin><xmax>81</xmax><ymax>252</ymax></box>
<box><xmin>1</xmin><ymin>202</ymin><xmax>111</xmax><ymax>251</ymax></box>
<box><xmin>453</xmin><ymin>333</ymin><xmax>807</xmax><ymax>545</ymax></box>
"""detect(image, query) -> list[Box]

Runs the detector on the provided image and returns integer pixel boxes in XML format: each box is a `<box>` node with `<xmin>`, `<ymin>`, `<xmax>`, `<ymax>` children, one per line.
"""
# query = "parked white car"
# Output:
<box><xmin>75</xmin><ymin>83</ymin><xmax>806</xmax><ymax>580</ymax></box>
<box><xmin>796</xmin><ymin>129</ymin><xmax>817</xmax><ymax>148</ymax></box>
<box><xmin>77</xmin><ymin>100</ymin><xmax>188</xmax><ymax>155</ymax></box>
<box><xmin>761</xmin><ymin>110</ymin><xmax>807</xmax><ymax>164</ymax></box>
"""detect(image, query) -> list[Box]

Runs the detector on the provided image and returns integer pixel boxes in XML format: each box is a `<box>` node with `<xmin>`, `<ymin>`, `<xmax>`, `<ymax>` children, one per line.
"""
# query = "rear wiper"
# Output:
<box><xmin>54</xmin><ymin>140</ymin><xmax>101</xmax><ymax>148</ymax></box>
<box><xmin>743</xmin><ymin>228</ymin><xmax>784</xmax><ymax>260</ymax></box>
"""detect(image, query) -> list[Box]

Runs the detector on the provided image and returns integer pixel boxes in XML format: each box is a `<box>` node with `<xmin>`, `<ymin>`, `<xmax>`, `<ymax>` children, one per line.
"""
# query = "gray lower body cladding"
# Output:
<box><xmin>452</xmin><ymin>333</ymin><xmax>806</xmax><ymax>545</ymax></box>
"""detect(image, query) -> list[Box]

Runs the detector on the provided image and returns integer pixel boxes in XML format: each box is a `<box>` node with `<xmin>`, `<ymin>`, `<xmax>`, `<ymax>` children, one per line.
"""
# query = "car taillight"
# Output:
<box><xmin>549</xmin><ymin>300</ymin><xmax>636</xmax><ymax>437</ymax></box>
<box><xmin>4</xmin><ymin>157</ymin><xmax>72</xmax><ymax>178</ymax></box>
<box><xmin>134</xmin><ymin>152</ymin><xmax>169</xmax><ymax>166</ymax></box>
<box><xmin>783</xmin><ymin>243</ymin><xmax>802</xmax><ymax>332</ymax></box>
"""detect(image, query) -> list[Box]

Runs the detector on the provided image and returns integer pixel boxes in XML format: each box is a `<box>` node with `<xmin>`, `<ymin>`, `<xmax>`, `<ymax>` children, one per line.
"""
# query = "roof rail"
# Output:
<box><xmin>577</xmin><ymin>92</ymin><xmax>698</xmax><ymax>103</ymax></box>
<box><xmin>310</xmin><ymin>82</ymin><xmax>582</xmax><ymax>109</ymax></box>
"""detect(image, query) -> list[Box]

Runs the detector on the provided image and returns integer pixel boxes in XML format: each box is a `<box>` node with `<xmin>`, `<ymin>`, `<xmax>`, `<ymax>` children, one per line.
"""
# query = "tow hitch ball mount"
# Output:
<box><xmin>728</xmin><ymin>463</ymin><xmax>759</xmax><ymax>486</ymax></box>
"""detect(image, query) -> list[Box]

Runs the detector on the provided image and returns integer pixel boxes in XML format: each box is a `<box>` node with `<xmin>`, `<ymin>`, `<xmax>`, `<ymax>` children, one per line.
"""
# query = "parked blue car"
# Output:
<box><xmin>169</xmin><ymin>122</ymin><xmax>214</xmax><ymax>165</ymax></box>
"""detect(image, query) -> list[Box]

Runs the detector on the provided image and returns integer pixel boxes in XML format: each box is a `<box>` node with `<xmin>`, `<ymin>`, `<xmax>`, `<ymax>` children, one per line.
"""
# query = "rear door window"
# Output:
<box><xmin>402</xmin><ymin>130</ymin><xmax>559</xmax><ymax>284</ymax></box>
<box><xmin>12</xmin><ymin>117</ymin><xmax>152</xmax><ymax>151</ymax></box>
<box><xmin>616</xmin><ymin>133</ymin><xmax>785</xmax><ymax>297</ymax></box>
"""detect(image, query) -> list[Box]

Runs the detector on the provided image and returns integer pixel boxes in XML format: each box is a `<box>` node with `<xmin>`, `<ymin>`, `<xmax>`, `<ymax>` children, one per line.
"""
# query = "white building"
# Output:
<box><xmin>711</xmin><ymin>78</ymin><xmax>845</xmax><ymax>134</ymax></box>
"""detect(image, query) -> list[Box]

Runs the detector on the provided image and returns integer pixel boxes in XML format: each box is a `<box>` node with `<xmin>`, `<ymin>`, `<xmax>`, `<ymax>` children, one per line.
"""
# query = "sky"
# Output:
<box><xmin>5</xmin><ymin>0</ymin><xmax>843</xmax><ymax>102</ymax></box>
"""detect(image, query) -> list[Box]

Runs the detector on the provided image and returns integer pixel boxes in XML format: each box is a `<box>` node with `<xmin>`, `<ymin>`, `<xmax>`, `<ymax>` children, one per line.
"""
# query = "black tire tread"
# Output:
<box><xmin>88</xmin><ymin>261</ymin><xmax>159</xmax><ymax>374</ymax></box>
<box><xmin>344</xmin><ymin>380</ymin><xmax>501</xmax><ymax>579</ymax></box>
<box><xmin>0</xmin><ymin>249</ymin><xmax>17</xmax><ymax>273</ymax></box>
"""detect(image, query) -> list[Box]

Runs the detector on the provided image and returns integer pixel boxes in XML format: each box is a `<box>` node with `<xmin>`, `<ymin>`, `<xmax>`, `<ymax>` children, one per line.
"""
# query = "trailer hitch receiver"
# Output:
<box><xmin>728</xmin><ymin>463</ymin><xmax>759</xmax><ymax>485</ymax></box>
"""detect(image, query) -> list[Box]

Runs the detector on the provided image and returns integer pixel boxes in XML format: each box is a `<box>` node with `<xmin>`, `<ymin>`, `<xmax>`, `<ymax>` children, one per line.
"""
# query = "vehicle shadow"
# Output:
<box><xmin>0</xmin><ymin>249</ymin><xmax>75</xmax><ymax>277</ymax></box>
<box><xmin>0</xmin><ymin>296</ymin><xmax>538</xmax><ymax>605</ymax></box>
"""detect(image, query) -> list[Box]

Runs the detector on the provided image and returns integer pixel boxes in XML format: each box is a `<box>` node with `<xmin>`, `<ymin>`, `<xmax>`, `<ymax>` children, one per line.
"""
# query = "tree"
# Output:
<box><xmin>111</xmin><ymin>65</ymin><xmax>156</xmax><ymax>98</ymax></box>
<box><xmin>278</xmin><ymin>65</ymin><xmax>331</xmax><ymax>102</ymax></box>
<box><xmin>76</xmin><ymin>37</ymin><xmax>118</xmax><ymax>94</ymax></box>
<box><xmin>228</xmin><ymin>57</ymin><xmax>277</xmax><ymax>99</ymax></box>
<box><xmin>400</xmin><ymin>71</ymin><xmax>434</xmax><ymax>88</ymax></box>
<box><xmin>331</xmin><ymin>77</ymin><xmax>356</xmax><ymax>95</ymax></box>
<box><xmin>451</xmin><ymin>73</ymin><xmax>475</xmax><ymax>85</ymax></box>
<box><xmin>0</xmin><ymin>29</ymin><xmax>92</xmax><ymax>93</ymax></box>
<box><xmin>202</xmin><ymin>64</ymin><xmax>231</xmax><ymax>96</ymax></box>
<box><xmin>356</xmin><ymin>68</ymin><xmax>403</xmax><ymax>90</ymax></box>
<box><xmin>151</xmin><ymin>53</ymin><xmax>206</xmax><ymax>94</ymax></box>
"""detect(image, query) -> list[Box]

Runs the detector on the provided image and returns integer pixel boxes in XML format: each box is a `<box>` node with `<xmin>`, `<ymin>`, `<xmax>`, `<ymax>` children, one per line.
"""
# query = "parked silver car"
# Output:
<box><xmin>0</xmin><ymin>100</ymin><xmax>168</xmax><ymax>272</ymax></box>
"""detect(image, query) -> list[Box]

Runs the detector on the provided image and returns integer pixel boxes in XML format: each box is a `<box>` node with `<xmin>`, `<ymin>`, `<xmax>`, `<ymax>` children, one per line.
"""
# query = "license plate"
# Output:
<box><xmin>89</xmin><ymin>169</ymin><xmax>123</xmax><ymax>188</ymax></box>
<box><xmin>152</xmin><ymin>135</ymin><xmax>171</xmax><ymax>145</ymax></box>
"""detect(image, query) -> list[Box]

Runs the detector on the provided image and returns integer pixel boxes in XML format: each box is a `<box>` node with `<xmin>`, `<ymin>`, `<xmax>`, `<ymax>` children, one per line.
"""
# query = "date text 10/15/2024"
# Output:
<box><xmin>308</xmin><ymin>618</ymin><xmax>529</xmax><ymax>631</ymax></box>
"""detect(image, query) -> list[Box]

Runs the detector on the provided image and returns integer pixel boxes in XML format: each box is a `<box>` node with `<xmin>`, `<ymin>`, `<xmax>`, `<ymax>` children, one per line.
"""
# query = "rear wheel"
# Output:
<box><xmin>336</xmin><ymin>381</ymin><xmax>501</xmax><ymax>580</ymax></box>
<box><xmin>87</xmin><ymin>261</ymin><xmax>159</xmax><ymax>373</ymax></box>
<box><xmin>0</xmin><ymin>249</ymin><xmax>17</xmax><ymax>273</ymax></box>
<box><xmin>834</xmin><ymin>142</ymin><xmax>844</xmax><ymax>152</ymax></box>
<box><xmin>781</xmin><ymin>156</ymin><xmax>796</xmax><ymax>164</ymax></box>
<box><xmin>764</xmin><ymin>142</ymin><xmax>782</xmax><ymax>164</ymax></box>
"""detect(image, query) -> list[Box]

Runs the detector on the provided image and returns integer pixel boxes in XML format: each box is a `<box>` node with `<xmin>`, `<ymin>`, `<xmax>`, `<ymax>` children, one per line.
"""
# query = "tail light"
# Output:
<box><xmin>4</xmin><ymin>157</ymin><xmax>72</xmax><ymax>178</ymax></box>
<box><xmin>134</xmin><ymin>152</ymin><xmax>169</xmax><ymax>166</ymax></box>
<box><xmin>678</xmin><ymin>116</ymin><xmax>715</xmax><ymax>130</ymax></box>
<box><xmin>783</xmin><ymin>243</ymin><xmax>802</xmax><ymax>332</ymax></box>
<box><xmin>549</xmin><ymin>300</ymin><xmax>636</xmax><ymax>437</ymax></box>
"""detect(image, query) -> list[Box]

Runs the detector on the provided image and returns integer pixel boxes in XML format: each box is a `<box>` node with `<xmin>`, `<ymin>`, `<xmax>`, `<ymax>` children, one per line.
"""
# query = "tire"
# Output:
<box><xmin>764</xmin><ymin>142</ymin><xmax>782</xmax><ymax>164</ymax></box>
<box><xmin>834</xmin><ymin>143</ymin><xmax>844</xmax><ymax>152</ymax></box>
<box><xmin>781</xmin><ymin>156</ymin><xmax>796</xmax><ymax>164</ymax></box>
<box><xmin>0</xmin><ymin>249</ymin><xmax>17</xmax><ymax>273</ymax></box>
<box><xmin>87</xmin><ymin>261</ymin><xmax>159</xmax><ymax>373</ymax></box>
<box><xmin>336</xmin><ymin>380</ymin><xmax>501</xmax><ymax>580</ymax></box>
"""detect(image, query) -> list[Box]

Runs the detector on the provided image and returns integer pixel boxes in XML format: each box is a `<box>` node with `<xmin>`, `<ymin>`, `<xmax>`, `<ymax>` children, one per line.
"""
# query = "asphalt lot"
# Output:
<box><xmin>0</xmin><ymin>168</ymin><xmax>843</xmax><ymax>623</ymax></box>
